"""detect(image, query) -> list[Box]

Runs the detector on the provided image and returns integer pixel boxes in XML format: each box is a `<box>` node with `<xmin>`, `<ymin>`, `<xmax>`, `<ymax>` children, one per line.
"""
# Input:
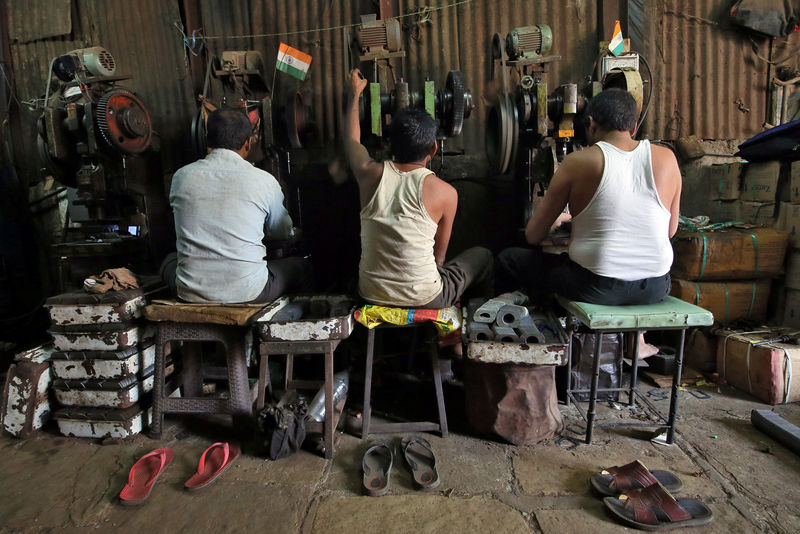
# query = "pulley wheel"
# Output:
<box><xmin>286</xmin><ymin>91</ymin><xmax>306</xmax><ymax>149</ymax></box>
<box><xmin>486</xmin><ymin>93</ymin><xmax>516</xmax><ymax>174</ymax></box>
<box><xmin>95</xmin><ymin>89</ymin><xmax>152</xmax><ymax>154</ymax></box>
<box><xmin>191</xmin><ymin>108</ymin><xmax>208</xmax><ymax>158</ymax></box>
<box><xmin>438</xmin><ymin>70</ymin><xmax>469</xmax><ymax>138</ymax></box>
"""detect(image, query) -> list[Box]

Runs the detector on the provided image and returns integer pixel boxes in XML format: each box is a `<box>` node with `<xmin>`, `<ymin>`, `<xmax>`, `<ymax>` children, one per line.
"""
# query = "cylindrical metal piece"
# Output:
<box><xmin>563</xmin><ymin>83</ymin><xmax>578</xmax><ymax>115</ymax></box>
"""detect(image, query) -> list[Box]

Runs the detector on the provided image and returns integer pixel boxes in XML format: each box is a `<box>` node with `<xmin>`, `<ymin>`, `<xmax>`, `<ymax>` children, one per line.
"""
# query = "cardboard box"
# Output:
<box><xmin>786</xmin><ymin>251</ymin><xmax>800</xmax><ymax>290</ymax></box>
<box><xmin>716</xmin><ymin>330</ymin><xmax>800</xmax><ymax>404</ymax></box>
<box><xmin>783</xmin><ymin>288</ymin><xmax>800</xmax><ymax>328</ymax></box>
<box><xmin>742</xmin><ymin>161</ymin><xmax>781</xmax><ymax>202</ymax></box>
<box><xmin>737</xmin><ymin>201</ymin><xmax>777</xmax><ymax>226</ymax></box>
<box><xmin>671</xmin><ymin>278</ymin><xmax>771</xmax><ymax>324</ymax></box>
<box><xmin>791</xmin><ymin>161</ymin><xmax>800</xmax><ymax>204</ymax></box>
<box><xmin>671</xmin><ymin>227</ymin><xmax>788</xmax><ymax>281</ymax></box>
<box><xmin>709</xmin><ymin>162</ymin><xmax>743</xmax><ymax>200</ymax></box>
<box><xmin>777</xmin><ymin>202</ymin><xmax>800</xmax><ymax>248</ymax></box>
<box><xmin>684</xmin><ymin>327</ymin><xmax>718</xmax><ymax>373</ymax></box>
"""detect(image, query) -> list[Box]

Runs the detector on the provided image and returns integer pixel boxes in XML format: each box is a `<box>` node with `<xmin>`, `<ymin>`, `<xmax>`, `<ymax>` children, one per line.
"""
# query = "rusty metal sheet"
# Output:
<box><xmin>51</xmin><ymin>343</ymin><xmax>156</xmax><ymax>380</ymax></box>
<box><xmin>633</xmin><ymin>0</ymin><xmax>800</xmax><ymax>140</ymax></box>
<box><xmin>0</xmin><ymin>362</ymin><xmax>52</xmax><ymax>437</ymax></box>
<box><xmin>255</xmin><ymin>295</ymin><xmax>356</xmax><ymax>341</ymax></box>
<box><xmin>7</xmin><ymin>0</ymin><xmax>71</xmax><ymax>43</ymax></box>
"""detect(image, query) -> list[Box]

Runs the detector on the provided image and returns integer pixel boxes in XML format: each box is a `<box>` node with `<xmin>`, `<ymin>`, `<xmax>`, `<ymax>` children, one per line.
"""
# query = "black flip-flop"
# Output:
<box><xmin>591</xmin><ymin>459</ymin><xmax>683</xmax><ymax>496</ymax></box>
<box><xmin>402</xmin><ymin>436</ymin><xmax>440</xmax><ymax>490</ymax></box>
<box><xmin>603</xmin><ymin>482</ymin><xmax>713</xmax><ymax>531</ymax></box>
<box><xmin>362</xmin><ymin>442</ymin><xmax>393</xmax><ymax>496</ymax></box>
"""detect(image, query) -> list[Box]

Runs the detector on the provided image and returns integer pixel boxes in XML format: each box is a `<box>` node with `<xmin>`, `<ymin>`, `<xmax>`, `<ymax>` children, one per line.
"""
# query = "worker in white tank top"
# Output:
<box><xmin>344</xmin><ymin>69</ymin><xmax>493</xmax><ymax>308</ymax></box>
<box><xmin>497</xmin><ymin>88</ymin><xmax>682</xmax><ymax>308</ymax></box>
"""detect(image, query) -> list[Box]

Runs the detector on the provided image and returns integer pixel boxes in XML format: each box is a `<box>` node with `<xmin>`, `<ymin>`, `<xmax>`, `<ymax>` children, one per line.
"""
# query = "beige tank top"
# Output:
<box><xmin>358</xmin><ymin>161</ymin><xmax>442</xmax><ymax>306</ymax></box>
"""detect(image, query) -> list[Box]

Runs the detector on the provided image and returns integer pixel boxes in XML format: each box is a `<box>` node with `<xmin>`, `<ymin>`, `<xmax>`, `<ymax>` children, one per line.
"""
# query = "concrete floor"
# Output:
<box><xmin>1</xmin><ymin>379</ymin><xmax>799</xmax><ymax>534</ymax></box>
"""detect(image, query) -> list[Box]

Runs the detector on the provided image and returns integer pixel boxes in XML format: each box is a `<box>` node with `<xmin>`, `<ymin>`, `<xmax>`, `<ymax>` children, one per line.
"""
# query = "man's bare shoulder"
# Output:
<box><xmin>649</xmin><ymin>143</ymin><xmax>679</xmax><ymax>166</ymax></box>
<box><xmin>557</xmin><ymin>145</ymin><xmax>604</xmax><ymax>179</ymax></box>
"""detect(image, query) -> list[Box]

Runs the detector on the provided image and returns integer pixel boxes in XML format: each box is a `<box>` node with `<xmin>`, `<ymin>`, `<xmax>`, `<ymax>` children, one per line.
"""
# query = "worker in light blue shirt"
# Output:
<box><xmin>161</xmin><ymin>109</ymin><xmax>312</xmax><ymax>303</ymax></box>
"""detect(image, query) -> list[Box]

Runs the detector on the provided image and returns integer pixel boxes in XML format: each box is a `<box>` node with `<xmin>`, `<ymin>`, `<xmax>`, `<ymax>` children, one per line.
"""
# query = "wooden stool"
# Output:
<box><xmin>144</xmin><ymin>302</ymin><xmax>266</xmax><ymax>438</ymax></box>
<box><xmin>558</xmin><ymin>296</ymin><xmax>713</xmax><ymax>444</ymax></box>
<box><xmin>253</xmin><ymin>295</ymin><xmax>357</xmax><ymax>459</ymax></box>
<box><xmin>361</xmin><ymin>322</ymin><xmax>449</xmax><ymax>439</ymax></box>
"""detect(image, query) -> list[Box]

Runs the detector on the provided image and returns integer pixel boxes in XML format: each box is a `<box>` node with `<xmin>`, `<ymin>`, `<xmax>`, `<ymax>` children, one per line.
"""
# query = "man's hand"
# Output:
<box><xmin>350</xmin><ymin>69</ymin><xmax>367</xmax><ymax>97</ymax></box>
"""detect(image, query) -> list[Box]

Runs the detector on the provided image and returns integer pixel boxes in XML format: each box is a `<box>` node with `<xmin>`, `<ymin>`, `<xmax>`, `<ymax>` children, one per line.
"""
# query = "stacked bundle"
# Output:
<box><xmin>776</xmin><ymin>162</ymin><xmax>800</xmax><ymax>326</ymax></box>
<box><xmin>44</xmin><ymin>286</ymin><xmax>167</xmax><ymax>439</ymax></box>
<box><xmin>466</xmin><ymin>292</ymin><xmax>548</xmax><ymax>344</ymax></box>
<box><xmin>671</xmin><ymin>227</ymin><xmax>789</xmax><ymax>373</ymax></box>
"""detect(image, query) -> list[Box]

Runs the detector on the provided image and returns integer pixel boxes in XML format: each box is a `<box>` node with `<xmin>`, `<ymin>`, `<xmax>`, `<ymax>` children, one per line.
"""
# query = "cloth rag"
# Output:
<box><xmin>84</xmin><ymin>268</ymin><xmax>140</xmax><ymax>294</ymax></box>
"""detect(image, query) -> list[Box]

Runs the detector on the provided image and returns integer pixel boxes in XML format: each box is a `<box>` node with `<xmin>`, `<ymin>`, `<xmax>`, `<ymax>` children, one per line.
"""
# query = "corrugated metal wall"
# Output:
<box><xmin>6</xmin><ymin>0</ymin><xmax>195</xmax><ymax>183</ymax></box>
<box><xmin>634</xmin><ymin>0</ymin><xmax>800</xmax><ymax>140</ymax></box>
<box><xmin>197</xmin><ymin>0</ymin><xmax>599</xmax><ymax>153</ymax></box>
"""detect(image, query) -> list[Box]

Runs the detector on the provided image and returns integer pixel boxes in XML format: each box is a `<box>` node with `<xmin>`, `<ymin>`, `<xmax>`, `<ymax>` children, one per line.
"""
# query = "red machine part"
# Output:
<box><xmin>95</xmin><ymin>90</ymin><xmax>152</xmax><ymax>154</ymax></box>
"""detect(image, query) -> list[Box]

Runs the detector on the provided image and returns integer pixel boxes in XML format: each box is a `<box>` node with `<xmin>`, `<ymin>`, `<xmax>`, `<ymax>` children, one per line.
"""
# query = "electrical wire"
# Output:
<box><xmin>200</xmin><ymin>0</ymin><xmax>473</xmax><ymax>40</ymax></box>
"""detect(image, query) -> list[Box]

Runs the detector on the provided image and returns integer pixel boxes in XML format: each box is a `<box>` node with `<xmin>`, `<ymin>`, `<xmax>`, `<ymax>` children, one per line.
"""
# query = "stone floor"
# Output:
<box><xmin>1</xmin><ymin>378</ymin><xmax>799</xmax><ymax>533</ymax></box>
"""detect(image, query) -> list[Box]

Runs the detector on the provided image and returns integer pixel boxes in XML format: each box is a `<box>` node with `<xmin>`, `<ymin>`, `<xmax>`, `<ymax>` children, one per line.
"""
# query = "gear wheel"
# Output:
<box><xmin>439</xmin><ymin>70</ymin><xmax>469</xmax><ymax>138</ymax></box>
<box><xmin>95</xmin><ymin>89</ymin><xmax>152</xmax><ymax>154</ymax></box>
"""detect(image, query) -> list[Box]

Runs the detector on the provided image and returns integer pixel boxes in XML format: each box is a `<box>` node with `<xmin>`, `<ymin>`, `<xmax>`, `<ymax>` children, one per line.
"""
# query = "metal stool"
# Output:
<box><xmin>361</xmin><ymin>322</ymin><xmax>449</xmax><ymax>439</ymax></box>
<box><xmin>559</xmin><ymin>296</ymin><xmax>713</xmax><ymax>444</ymax></box>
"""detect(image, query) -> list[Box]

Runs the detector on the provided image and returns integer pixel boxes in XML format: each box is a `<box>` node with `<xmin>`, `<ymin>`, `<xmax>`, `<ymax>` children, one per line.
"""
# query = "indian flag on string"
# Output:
<box><xmin>276</xmin><ymin>43</ymin><xmax>312</xmax><ymax>81</ymax></box>
<box><xmin>608</xmin><ymin>20</ymin><xmax>625</xmax><ymax>56</ymax></box>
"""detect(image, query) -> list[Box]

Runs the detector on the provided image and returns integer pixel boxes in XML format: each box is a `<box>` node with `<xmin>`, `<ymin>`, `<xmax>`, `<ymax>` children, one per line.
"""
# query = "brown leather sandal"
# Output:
<box><xmin>603</xmin><ymin>482</ymin><xmax>713</xmax><ymax>531</ymax></box>
<box><xmin>591</xmin><ymin>459</ymin><xmax>683</xmax><ymax>496</ymax></box>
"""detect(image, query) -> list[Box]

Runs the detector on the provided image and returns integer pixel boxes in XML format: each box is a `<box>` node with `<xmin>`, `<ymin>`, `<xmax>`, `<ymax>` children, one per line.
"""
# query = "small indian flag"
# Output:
<box><xmin>276</xmin><ymin>43</ymin><xmax>312</xmax><ymax>81</ymax></box>
<box><xmin>608</xmin><ymin>20</ymin><xmax>625</xmax><ymax>56</ymax></box>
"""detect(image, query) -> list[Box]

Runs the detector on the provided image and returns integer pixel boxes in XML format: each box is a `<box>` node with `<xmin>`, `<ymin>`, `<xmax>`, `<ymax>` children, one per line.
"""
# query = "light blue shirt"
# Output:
<box><xmin>170</xmin><ymin>148</ymin><xmax>293</xmax><ymax>302</ymax></box>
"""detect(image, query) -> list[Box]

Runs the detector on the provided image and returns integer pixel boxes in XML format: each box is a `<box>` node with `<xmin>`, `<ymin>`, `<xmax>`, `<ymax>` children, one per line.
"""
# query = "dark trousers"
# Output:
<box><xmin>159</xmin><ymin>252</ymin><xmax>313</xmax><ymax>303</ymax></box>
<box><xmin>420</xmin><ymin>246</ymin><xmax>494</xmax><ymax>308</ymax></box>
<box><xmin>495</xmin><ymin>247</ymin><xmax>670</xmax><ymax>306</ymax></box>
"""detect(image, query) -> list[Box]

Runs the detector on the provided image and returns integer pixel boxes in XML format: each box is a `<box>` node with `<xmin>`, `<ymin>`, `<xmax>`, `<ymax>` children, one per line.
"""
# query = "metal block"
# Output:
<box><xmin>52</xmin><ymin>362</ymin><xmax>171</xmax><ymax>408</ymax></box>
<box><xmin>467</xmin><ymin>321</ymin><xmax>495</xmax><ymax>341</ymax></box>
<box><xmin>14</xmin><ymin>343</ymin><xmax>54</xmax><ymax>363</ymax></box>
<box><xmin>255</xmin><ymin>295</ymin><xmax>357</xmax><ymax>341</ymax></box>
<box><xmin>53</xmin><ymin>405</ymin><xmax>150</xmax><ymax>439</ymax></box>
<box><xmin>1</xmin><ymin>362</ymin><xmax>52</xmax><ymax>437</ymax></box>
<box><xmin>49</xmin><ymin>322</ymin><xmax>152</xmax><ymax>352</ymax></box>
<box><xmin>518</xmin><ymin>315</ymin><xmax>545</xmax><ymax>344</ymax></box>
<box><xmin>492</xmin><ymin>325</ymin><xmax>521</xmax><ymax>343</ymax></box>
<box><xmin>45</xmin><ymin>287</ymin><xmax>149</xmax><ymax>325</ymax></box>
<box><xmin>473</xmin><ymin>291</ymin><xmax>528</xmax><ymax>323</ymax></box>
<box><xmin>495</xmin><ymin>304</ymin><xmax>529</xmax><ymax>328</ymax></box>
<box><xmin>50</xmin><ymin>343</ymin><xmax>155</xmax><ymax>380</ymax></box>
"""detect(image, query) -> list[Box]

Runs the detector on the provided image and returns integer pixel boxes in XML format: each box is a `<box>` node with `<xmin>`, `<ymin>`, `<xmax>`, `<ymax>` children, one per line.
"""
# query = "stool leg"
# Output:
<box><xmin>429</xmin><ymin>338</ymin><xmax>448</xmax><ymax>437</ymax></box>
<box><xmin>362</xmin><ymin>328</ymin><xmax>376</xmax><ymax>439</ymax></box>
<box><xmin>666</xmin><ymin>329</ymin><xmax>686</xmax><ymax>444</ymax></box>
<box><xmin>285</xmin><ymin>355</ymin><xmax>294</xmax><ymax>390</ymax></box>
<box><xmin>629</xmin><ymin>332</ymin><xmax>640</xmax><ymax>407</ymax></box>
<box><xmin>182</xmin><ymin>342</ymin><xmax>203</xmax><ymax>397</ymax></box>
<box><xmin>151</xmin><ymin>325</ymin><xmax>167</xmax><ymax>439</ymax></box>
<box><xmin>565</xmin><ymin>332</ymin><xmax>573</xmax><ymax>408</ymax></box>
<box><xmin>586</xmin><ymin>333</ymin><xmax>603</xmax><ymax>444</ymax></box>
<box><xmin>323</xmin><ymin>347</ymin><xmax>335</xmax><ymax>459</ymax></box>
<box><xmin>257</xmin><ymin>345</ymin><xmax>270</xmax><ymax>410</ymax></box>
<box><xmin>225</xmin><ymin>331</ymin><xmax>253</xmax><ymax>436</ymax></box>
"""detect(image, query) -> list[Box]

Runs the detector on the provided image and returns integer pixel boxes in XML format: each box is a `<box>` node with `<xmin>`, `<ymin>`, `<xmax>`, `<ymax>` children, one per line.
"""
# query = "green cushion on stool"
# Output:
<box><xmin>556</xmin><ymin>296</ymin><xmax>714</xmax><ymax>330</ymax></box>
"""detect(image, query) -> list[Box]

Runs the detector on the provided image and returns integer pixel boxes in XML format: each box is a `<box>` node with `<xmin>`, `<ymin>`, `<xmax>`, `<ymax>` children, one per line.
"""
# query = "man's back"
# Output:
<box><xmin>358</xmin><ymin>161</ymin><xmax>443</xmax><ymax>306</ymax></box>
<box><xmin>170</xmin><ymin>148</ymin><xmax>281</xmax><ymax>302</ymax></box>
<box><xmin>568</xmin><ymin>139</ymin><xmax>673</xmax><ymax>280</ymax></box>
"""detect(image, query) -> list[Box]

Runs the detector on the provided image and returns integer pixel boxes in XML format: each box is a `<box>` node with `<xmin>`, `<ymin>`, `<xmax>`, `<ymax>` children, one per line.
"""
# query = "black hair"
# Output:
<box><xmin>586</xmin><ymin>88</ymin><xmax>638</xmax><ymax>133</ymax></box>
<box><xmin>206</xmin><ymin>108</ymin><xmax>253</xmax><ymax>150</ymax></box>
<box><xmin>387</xmin><ymin>106</ymin><xmax>438</xmax><ymax>163</ymax></box>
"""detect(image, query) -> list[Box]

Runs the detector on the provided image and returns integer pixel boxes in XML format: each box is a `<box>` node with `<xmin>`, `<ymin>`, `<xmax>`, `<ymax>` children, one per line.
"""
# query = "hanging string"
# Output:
<box><xmin>198</xmin><ymin>0</ymin><xmax>473</xmax><ymax>40</ymax></box>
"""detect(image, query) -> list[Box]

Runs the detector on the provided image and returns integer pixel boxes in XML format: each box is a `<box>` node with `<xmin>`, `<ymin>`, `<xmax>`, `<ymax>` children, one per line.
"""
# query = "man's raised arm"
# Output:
<box><xmin>345</xmin><ymin>69</ymin><xmax>383</xmax><ymax>205</ymax></box>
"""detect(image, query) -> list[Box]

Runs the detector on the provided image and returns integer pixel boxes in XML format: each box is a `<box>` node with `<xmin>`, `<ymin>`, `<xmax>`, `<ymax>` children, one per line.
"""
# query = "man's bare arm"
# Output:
<box><xmin>430</xmin><ymin>181</ymin><xmax>458</xmax><ymax>265</ymax></box>
<box><xmin>524</xmin><ymin>159</ymin><xmax>574</xmax><ymax>244</ymax></box>
<box><xmin>345</xmin><ymin>69</ymin><xmax>383</xmax><ymax>206</ymax></box>
<box><xmin>667</xmin><ymin>157</ymin><xmax>682</xmax><ymax>238</ymax></box>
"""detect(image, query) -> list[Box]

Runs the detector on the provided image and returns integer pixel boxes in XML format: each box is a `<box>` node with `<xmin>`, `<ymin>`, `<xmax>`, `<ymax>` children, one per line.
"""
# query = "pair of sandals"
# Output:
<box><xmin>119</xmin><ymin>442</ymin><xmax>240</xmax><ymax>505</ymax></box>
<box><xmin>591</xmin><ymin>460</ymin><xmax>714</xmax><ymax>531</ymax></box>
<box><xmin>362</xmin><ymin>436</ymin><xmax>439</xmax><ymax>496</ymax></box>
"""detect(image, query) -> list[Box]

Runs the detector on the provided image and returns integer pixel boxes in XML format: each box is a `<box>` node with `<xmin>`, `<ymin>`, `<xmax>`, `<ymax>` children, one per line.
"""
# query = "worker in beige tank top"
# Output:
<box><xmin>345</xmin><ymin>69</ymin><xmax>493</xmax><ymax>308</ymax></box>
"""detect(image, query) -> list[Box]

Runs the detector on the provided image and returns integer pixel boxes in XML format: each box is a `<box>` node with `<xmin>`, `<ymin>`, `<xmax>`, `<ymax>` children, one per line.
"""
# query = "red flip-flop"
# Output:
<box><xmin>184</xmin><ymin>442</ymin><xmax>241</xmax><ymax>491</ymax></box>
<box><xmin>119</xmin><ymin>448</ymin><xmax>174</xmax><ymax>505</ymax></box>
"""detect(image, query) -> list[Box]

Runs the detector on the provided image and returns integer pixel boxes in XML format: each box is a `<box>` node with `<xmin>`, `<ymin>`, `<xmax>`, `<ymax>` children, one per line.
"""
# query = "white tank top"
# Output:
<box><xmin>568</xmin><ymin>140</ymin><xmax>673</xmax><ymax>280</ymax></box>
<box><xmin>358</xmin><ymin>161</ymin><xmax>442</xmax><ymax>306</ymax></box>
